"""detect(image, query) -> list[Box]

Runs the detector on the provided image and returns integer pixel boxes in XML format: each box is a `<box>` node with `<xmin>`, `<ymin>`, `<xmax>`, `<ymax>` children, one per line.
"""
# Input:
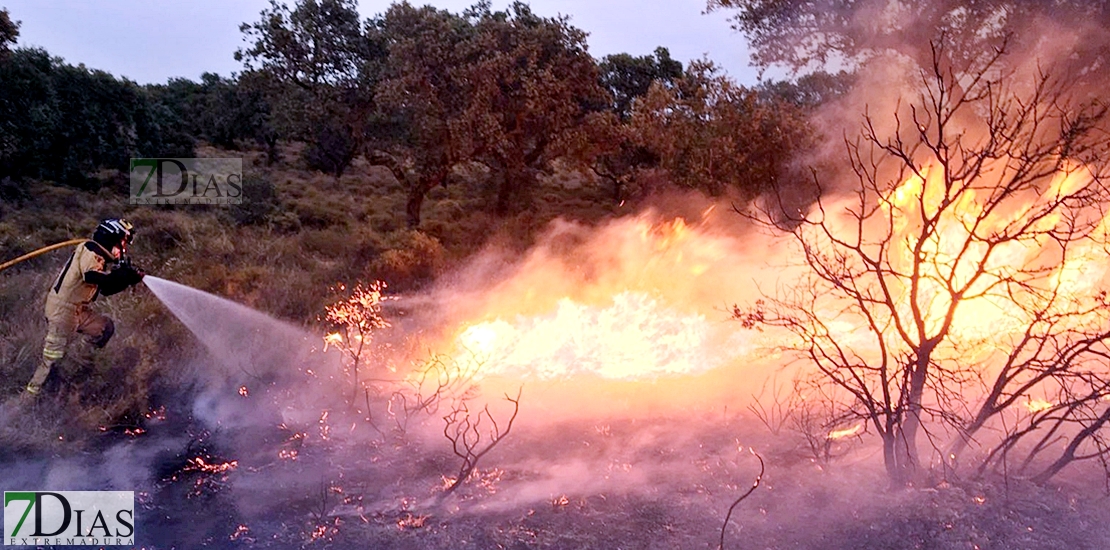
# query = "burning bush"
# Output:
<box><xmin>738</xmin><ymin>39</ymin><xmax>1110</xmax><ymax>483</ymax></box>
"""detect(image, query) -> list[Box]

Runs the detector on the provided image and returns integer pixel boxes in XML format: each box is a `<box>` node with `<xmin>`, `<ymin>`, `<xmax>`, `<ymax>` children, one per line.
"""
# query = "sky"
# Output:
<box><xmin>2</xmin><ymin>0</ymin><xmax>767</xmax><ymax>86</ymax></box>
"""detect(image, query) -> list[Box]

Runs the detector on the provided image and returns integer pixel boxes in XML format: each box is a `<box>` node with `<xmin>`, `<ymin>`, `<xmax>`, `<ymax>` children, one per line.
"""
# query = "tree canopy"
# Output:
<box><xmin>0</xmin><ymin>1</ymin><xmax>826</xmax><ymax>226</ymax></box>
<box><xmin>599</xmin><ymin>47</ymin><xmax>683</xmax><ymax>121</ymax></box>
<box><xmin>708</xmin><ymin>0</ymin><xmax>1110</xmax><ymax>78</ymax></box>
<box><xmin>0</xmin><ymin>8</ymin><xmax>18</xmax><ymax>57</ymax></box>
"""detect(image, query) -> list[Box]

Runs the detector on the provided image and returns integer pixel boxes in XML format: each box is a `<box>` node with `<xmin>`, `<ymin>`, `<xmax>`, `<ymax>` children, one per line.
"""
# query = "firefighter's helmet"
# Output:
<box><xmin>93</xmin><ymin>218</ymin><xmax>135</xmax><ymax>250</ymax></box>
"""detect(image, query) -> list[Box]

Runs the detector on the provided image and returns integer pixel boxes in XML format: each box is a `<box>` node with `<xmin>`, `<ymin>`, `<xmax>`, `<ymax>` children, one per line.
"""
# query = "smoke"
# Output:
<box><xmin>398</xmin><ymin>206</ymin><xmax>811</xmax><ymax>423</ymax></box>
<box><xmin>7</xmin><ymin>6</ymin><xmax>1110</xmax><ymax>546</ymax></box>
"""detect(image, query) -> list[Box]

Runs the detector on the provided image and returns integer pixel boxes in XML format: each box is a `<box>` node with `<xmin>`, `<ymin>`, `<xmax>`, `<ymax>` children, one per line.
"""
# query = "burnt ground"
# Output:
<box><xmin>6</xmin><ymin>389</ymin><xmax>1110</xmax><ymax>550</ymax></box>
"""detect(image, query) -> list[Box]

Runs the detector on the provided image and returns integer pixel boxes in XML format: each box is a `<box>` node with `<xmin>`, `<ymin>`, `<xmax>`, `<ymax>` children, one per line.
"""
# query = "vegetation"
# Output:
<box><xmin>707</xmin><ymin>0</ymin><xmax>1110</xmax><ymax>79</ymax></box>
<box><xmin>738</xmin><ymin>39</ymin><xmax>1110</xmax><ymax>483</ymax></box>
<box><xmin>7</xmin><ymin>0</ymin><xmax>1110</xmax><ymax>546</ymax></box>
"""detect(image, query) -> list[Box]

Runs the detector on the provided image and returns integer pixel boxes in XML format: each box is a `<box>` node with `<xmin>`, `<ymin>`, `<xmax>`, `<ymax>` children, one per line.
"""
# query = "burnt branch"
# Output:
<box><xmin>441</xmin><ymin>387</ymin><xmax>522</xmax><ymax>495</ymax></box>
<box><xmin>718</xmin><ymin>449</ymin><xmax>765</xmax><ymax>550</ymax></box>
<box><xmin>736</xmin><ymin>35</ymin><xmax>1110</xmax><ymax>483</ymax></box>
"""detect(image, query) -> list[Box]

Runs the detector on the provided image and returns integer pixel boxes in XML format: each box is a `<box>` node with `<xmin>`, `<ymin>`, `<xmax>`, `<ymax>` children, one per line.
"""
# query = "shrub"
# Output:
<box><xmin>369</xmin><ymin>230</ymin><xmax>446</xmax><ymax>289</ymax></box>
<box><xmin>227</xmin><ymin>175</ymin><xmax>279</xmax><ymax>226</ymax></box>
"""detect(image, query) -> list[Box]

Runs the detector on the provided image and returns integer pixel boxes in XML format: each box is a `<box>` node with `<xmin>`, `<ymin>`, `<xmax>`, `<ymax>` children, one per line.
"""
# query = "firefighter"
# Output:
<box><xmin>25</xmin><ymin>219</ymin><xmax>145</xmax><ymax>396</ymax></box>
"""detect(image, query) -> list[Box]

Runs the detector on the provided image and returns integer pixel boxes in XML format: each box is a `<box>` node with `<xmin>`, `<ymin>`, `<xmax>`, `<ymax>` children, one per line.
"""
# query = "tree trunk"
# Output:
<box><xmin>496</xmin><ymin>164</ymin><xmax>524</xmax><ymax>216</ymax></box>
<box><xmin>892</xmin><ymin>349</ymin><xmax>932</xmax><ymax>482</ymax></box>
<box><xmin>406</xmin><ymin>171</ymin><xmax>442</xmax><ymax>228</ymax></box>
<box><xmin>882</xmin><ymin>432</ymin><xmax>900</xmax><ymax>482</ymax></box>
<box><xmin>406</xmin><ymin>179</ymin><xmax>431</xmax><ymax>227</ymax></box>
<box><xmin>1032</xmin><ymin>406</ymin><xmax>1110</xmax><ymax>484</ymax></box>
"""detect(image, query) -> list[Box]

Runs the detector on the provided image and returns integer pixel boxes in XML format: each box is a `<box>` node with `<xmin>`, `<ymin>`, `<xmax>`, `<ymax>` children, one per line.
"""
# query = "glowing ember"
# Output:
<box><xmin>324</xmin><ymin>282</ymin><xmax>391</xmax><ymax>341</ymax></box>
<box><xmin>238</xmin><ymin>385</ymin><xmax>249</xmax><ymax>397</ymax></box>
<box><xmin>319</xmin><ymin>411</ymin><xmax>331</xmax><ymax>440</ymax></box>
<box><xmin>396</xmin><ymin>513</ymin><xmax>427</xmax><ymax>530</ymax></box>
<box><xmin>143</xmin><ymin>406</ymin><xmax>167</xmax><ymax>421</ymax></box>
<box><xmin>324</xmin><ymin>332</ymin><xmax>343</xmax><ymax>347</ymax></box>
<box><xmin>440</xmin><ymin>475</ymin><xmax>458</xmax><ymax>491</ymax></box>
<box><xmin>184</xmin><ymin>457</ymin><xmax>238</xmax><ymax>474</ymax></box>
<box><xmin>230</xmin><ymin>525</ymin><xmax>252</xmax><ymax>542</ymax></box>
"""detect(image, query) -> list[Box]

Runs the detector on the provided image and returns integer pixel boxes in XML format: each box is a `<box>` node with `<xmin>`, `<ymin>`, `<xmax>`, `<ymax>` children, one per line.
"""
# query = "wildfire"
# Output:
<box><xmin>454</xmin><ymin>292</ymin><xmax>726</xmax><ymax>380</ymax></box>
<box><xmin>872</xmin><ymin>162</ymin><xmax>1110</xmax><ymax>344</ymax></box>
<box><xmin>382</xmin><ymin>154</ymin><xmax>1110</xmax><ymax>428</ymax></box>
<box><xmin>416</xmin><ymin>211</ymin><xmax>762</xmax><ymax>382</ymax></box>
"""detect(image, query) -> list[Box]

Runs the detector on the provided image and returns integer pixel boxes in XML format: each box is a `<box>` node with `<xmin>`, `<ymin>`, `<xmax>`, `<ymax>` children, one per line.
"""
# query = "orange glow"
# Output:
<box><xmin>361</xmin><ymin>156</ymin><xmax>1110</xmax><ymax>427</ymax></box>
<box><xmin>827</xmin><ymin>425</ymin><xmax>863</xmax><ymax>440</ymax></box>
<box><xmin>184</xmin><ymin>457</ymin><xmax>238</xmax><ymax>474</ymax></box>
<box><xmin>423</xmin><ymin>211</ymin><xmax>760</xmax><ymax>383</ymax></box>
<box><xmin>865</xmin><ymin>162</ymin><xmax>1109</xmax><ymax>345</ymax></box>
<box><xmin>1026</xmin><ymin>399</ymin><xmax>1054</xmax><ymax>413</ymax></box>
<box><xmin>453</xmin><ymin>292</ymin><xmax>721</xmax><ymax>380</ymax></box>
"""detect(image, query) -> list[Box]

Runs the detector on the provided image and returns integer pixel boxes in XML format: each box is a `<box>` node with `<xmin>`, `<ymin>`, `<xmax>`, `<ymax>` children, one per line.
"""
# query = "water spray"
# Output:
<box><xmin>143</xmin><ymin>276</ymin><xmax>325</xmax><ymax>386</ymax></box>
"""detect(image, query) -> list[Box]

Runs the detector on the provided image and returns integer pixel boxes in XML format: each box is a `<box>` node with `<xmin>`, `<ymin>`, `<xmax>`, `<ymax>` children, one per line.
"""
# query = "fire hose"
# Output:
<box><xmin>0</xmin><ymin>239</ymin><xmax>86</xmax><ymax>273</ymax></box>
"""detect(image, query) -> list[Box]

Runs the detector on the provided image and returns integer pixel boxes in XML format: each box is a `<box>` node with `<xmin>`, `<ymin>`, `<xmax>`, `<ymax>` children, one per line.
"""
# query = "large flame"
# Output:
<box><xmin>422</xmin><ymin>158</ymin><xmax>1109</xmax><ymax>401</ymax></box>
<box><xmin>433</xmin><ymin>210</ymin><xmax>762</xmax><ymax>382</ymax></box>
<box><xmin>454</xmin><ymin>292</ymin><xmax>722</xmax><ymax>380</ymax></box>
<box><xmin>870</xmin><ymin>162</ymin><xmax>1110</xmax><ymax>344</ymax></box>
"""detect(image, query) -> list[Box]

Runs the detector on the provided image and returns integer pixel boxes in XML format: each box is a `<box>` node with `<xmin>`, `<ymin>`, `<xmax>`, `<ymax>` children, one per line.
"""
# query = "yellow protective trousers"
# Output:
<box><xmin>26</xmin><ymin>305</ymin><xmax>114</xmax><ymax>394</ymax></box>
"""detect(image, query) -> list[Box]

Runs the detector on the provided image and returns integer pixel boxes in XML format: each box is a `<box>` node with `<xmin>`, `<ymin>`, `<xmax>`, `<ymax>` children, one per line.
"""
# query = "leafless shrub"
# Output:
<box><xmin>323</xmin><ymin>281</ymin><xmax>391</xmax><ymax>403</ymax></box>
<box><xmin>376</xmin><ymin>352</ymin><xmax>481</xmax><ymax>437</ymax></box>
<box><xmin>739</xmin><ymin>36</ymin><xmax>1110</xmax><ymax>484</ymax></box>
<box><xmin>750</xmin><ymin>377</ymin><xmax>862</xmax><ymax>464</ymax></box>
<box><xmin>441</xmin><ymin>387</ymin><xmax>522</xmax><ymax>495</ymax></box>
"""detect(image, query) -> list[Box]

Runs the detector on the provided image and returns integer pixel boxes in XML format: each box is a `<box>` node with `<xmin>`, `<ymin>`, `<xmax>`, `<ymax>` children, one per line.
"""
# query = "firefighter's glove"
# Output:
<box><xmin>98</xmin><ymin>264</ymin><xmax>144</xmax><ymax>296</ymax></box>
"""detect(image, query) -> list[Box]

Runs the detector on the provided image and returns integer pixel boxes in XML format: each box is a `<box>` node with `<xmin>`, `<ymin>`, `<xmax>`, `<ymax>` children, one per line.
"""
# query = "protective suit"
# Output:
<box><xmin>26</xmin><ymin>219</ymin><xmax>143</xmax><ymax>395</ymax></box>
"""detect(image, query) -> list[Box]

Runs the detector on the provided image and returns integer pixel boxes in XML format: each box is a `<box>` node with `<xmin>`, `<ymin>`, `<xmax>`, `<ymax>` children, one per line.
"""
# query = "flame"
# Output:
<box><xmin>827</xmin><ymin>424</ymin><xmax>863</xmax><ymax>440</ymax></box>
<box><xmin>454</xmin><ymin>292</ymin><xmax>725</xmax><ymax>380</ymax></box>
<box><xmin>392</xmin><ymin>156</ymin><xmax>1110</xmax><ymax>419</ymax></box>
<box><xmin>868</xmin><ymin>162</ymin><xmax>1109</xmax><ymax>344</ymax></box>
<box><xmin>428</xmin><ymin>212</ymin><xmax>757</xmax><ymax>382</ymax></box>
<box><xmin>1025</xmin><ymin>399</ymin><xmax>1054</xmax><ymax>413</ymax></box>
